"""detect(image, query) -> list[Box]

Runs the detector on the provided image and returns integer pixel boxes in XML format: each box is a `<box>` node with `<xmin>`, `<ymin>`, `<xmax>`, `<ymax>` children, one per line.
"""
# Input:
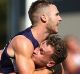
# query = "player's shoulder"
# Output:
<box><xmin>11</xmin><ymin>35</ymin><xmax>34</xmax><ymax>49</ymax></box>
<box><xmin>10</xmin><ymin>35</ymin><xmax>34</xmax><ymax>55</ymax></box>
<box><xmin>8</xmin><ymin>35</ymin><xmax>34</xmax><ymax>59</ymax></box>
<box><xmin>12</xmin><ymin>35</ymin><xmax>32</xmax><ymax>44</ymax></box>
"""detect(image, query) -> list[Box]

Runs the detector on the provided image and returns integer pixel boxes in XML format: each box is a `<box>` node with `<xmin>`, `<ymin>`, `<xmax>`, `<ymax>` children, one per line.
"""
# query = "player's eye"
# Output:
<box><xmin>56</xmin><ymin>13</ymin><xmax>59</xmax><ymax>16</ymax></box>
<box><xmin>40</xmin><ymin>48</ymin><xmax>45</xmax><ymax>54</ymax></box>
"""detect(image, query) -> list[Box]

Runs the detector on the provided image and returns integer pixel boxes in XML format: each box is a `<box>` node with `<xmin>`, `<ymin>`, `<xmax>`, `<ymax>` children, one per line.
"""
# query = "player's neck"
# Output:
<box><xmin>31</xmin><ymin>26</ymin><xmax>49</xmax><ymax>44</ymax></box>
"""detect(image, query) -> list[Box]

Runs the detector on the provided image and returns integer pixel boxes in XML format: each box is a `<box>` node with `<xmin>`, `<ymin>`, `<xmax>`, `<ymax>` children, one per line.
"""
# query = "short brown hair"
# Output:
<box><xmin>28</xmin><ymin>0</ymin><xmax>53</xmax><ymax>24</ymax></box>
<box><xmin>46</xmin><ymin>34</ymin><xmax>67</xmax><ymax>64</ymax></box>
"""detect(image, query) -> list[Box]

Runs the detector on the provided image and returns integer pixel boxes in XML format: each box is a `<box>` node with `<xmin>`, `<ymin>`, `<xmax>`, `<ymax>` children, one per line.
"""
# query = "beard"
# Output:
<box><xmin>48</xmin><ymin>28</ymin><xmax>58</xmax><ymax>34</ymax></box>
<box><xmin>47</xmin><ymin>25</ymin><xmax>58</xmax><ymax>34</ymax></box>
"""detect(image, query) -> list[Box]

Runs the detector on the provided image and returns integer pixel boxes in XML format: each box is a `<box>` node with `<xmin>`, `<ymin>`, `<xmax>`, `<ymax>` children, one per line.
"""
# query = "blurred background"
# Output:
<box><xmin>0</xmin><ymin>0</ymin><xmax>80</xmax><ymax>49</ymax></box>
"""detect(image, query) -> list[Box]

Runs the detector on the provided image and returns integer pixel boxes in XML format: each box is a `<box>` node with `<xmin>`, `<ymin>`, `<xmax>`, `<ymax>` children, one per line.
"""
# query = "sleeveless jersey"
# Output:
<box><xmin>0</xmin><ymin>27</ymin><xmax>39</xmax><ymax>73</ymax></box>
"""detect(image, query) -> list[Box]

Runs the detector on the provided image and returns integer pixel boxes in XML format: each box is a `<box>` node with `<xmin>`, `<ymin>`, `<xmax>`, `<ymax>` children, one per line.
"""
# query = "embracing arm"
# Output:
<box><xmin>12</xmin><ymin>35</ymin><xmax>52</xmax><ymax>74</ymax></box>
<box><xmin>12</xmin><ymin>35</ymin><xmax>35</xmax><ymax>74</ymax></box>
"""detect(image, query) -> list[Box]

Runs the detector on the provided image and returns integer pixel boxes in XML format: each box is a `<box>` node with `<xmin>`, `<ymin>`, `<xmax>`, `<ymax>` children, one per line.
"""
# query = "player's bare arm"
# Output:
<box><xmin>12</xmin><ymin>35</ymin><xmax>35</xmax><ymax>74</ymax></box>
<box><xmin>11</xmin><ymin>35</ymin><xmax>52</xmax><ymax>74</ymax></box>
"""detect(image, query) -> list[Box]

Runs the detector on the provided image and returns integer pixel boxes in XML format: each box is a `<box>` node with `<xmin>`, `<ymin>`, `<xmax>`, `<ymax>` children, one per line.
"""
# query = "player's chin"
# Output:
<box><xmin>51</xmin><ymin>29</ymin><xmax>58</xmax><ymax>34</ymax></box>
<box><xmin>54</xmin><ymin>28</ymin><xmax>58</xmax><ymax>33</ymax></box>
<box><xmin>54</xmin><ymin>30</ymin><xmax>58</xmax><ymax>34</ymax></box>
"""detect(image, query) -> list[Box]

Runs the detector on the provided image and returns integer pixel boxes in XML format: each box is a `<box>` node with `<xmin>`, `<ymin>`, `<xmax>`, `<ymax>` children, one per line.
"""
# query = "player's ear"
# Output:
<box><xmin>47</xmin><ymin>61</ymin><xmax>55</xmax><ymax>67</ymax></box>
<box><xmin>40</xmin><ymin>14</ymin><xmax>48</xmax><ymax>23</ymax></box>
